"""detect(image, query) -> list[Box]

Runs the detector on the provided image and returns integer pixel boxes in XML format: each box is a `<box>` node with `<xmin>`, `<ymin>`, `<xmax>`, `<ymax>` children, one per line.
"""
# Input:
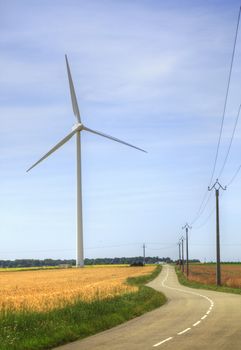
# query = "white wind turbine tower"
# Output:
<box><xmin>27</xmin><ymin>55</ymin><xmax>146</xmax><ymax>267</ymax></box>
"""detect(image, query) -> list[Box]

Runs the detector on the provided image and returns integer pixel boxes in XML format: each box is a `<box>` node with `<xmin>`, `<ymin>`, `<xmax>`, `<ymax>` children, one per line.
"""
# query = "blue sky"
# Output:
<box><xmin>1</xmin><ymin>0</ymin><xmax>241</xmax><ymax>262</ymax></box>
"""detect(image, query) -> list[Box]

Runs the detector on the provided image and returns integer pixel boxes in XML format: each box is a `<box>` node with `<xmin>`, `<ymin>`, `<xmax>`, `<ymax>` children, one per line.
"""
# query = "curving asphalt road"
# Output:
<box><xmin>54</xmin><ymin>264</ymin><xmax>241</xmax><ymax>350</ymax></box>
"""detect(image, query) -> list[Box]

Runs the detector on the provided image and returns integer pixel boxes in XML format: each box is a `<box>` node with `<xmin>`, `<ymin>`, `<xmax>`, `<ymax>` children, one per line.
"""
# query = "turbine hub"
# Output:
<box><xmin>72</xmin><ymin>123</ymin><xmax>83</xmax><ymax>132</ymax></box>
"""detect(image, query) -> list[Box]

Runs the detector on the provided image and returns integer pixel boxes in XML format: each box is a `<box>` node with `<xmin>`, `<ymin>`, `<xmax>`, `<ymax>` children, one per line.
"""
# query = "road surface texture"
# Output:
<box><xmin>54</xmin><ymin>264</ymin><xmax>241</xmax><ymax>350</ymax></box>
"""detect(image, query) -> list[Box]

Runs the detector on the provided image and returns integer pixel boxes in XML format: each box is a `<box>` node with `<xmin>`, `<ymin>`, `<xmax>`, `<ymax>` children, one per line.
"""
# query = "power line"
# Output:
<box><xmin>209</xmin><ymin>6</ymin><xmax>241</xmax><ymax>186</ymax></box>
<box><xmin>0</xmin><ymin>248</ymin><xmax>75</xmax><ymax>254</ymax></box>
<box><xmin>147</xmin><ymin>245</ymin><xmax>177</xmax><ymax>251</ymax></box>
<box><xmin>190</xmin><ymin>7</ymin><xmax>241</xmax><ymax>225</ymax></box>
<box><xmin>146</xmin><ymin>242</ymin><xmax>178</xmax><ymax>246</ymax></box>
<box><xmin>191</xmin><ymin>191</ymin><xmax>212</xmax><ymax>226</ymax></box>
<box><xmin>193</xmin><ymin>206</ymin><xmax>216</xmax><ymax>230</ymax></box>
<box><xmin>0</xmin><ymin>243</ymin><xmax>144</xmax><ymax>255</ymax></box>
<box><xmin>86</xmin><ymin>243</ymin><xmax>140</xmax><ymax>250</ymax></box>
<box><xmin>193</xmin><ymin>189</ymin><xmax>226</xmax><ymax>230</ymax></box>
<box><xmin>218</xmin><ymin>103</ymin><xmax>241</xmax><ymax>179</ymax></box>
<box><xmin>191</xmin><ymin>190</ymin><xmax>209</xmax><ymax>225</ymax></box>
<box><xmin>190</xmin><ymin>243</ymin><xmax>241</xmax><ymax>246</ymax></box>
<box><xmin>227</xmin><ymin>163</ymin><xmax>241</xmax><ymax>186</ymax></box>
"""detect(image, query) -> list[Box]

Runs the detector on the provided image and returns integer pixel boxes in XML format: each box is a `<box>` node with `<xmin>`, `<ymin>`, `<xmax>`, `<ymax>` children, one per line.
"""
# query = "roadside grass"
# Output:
<box><xmin>175</xmin><ymin>266</ymin><xmax>241</xmax><ymax>295</ymax></box>
<box><xmin>0</xmin><ymin>265</ymin><xmax>166</xmax><ymax>350</ymax></box>
<box><xmin>127</xmin><ymin>265</ymin><xmax>162</xmax><ymax>286</ymax></box>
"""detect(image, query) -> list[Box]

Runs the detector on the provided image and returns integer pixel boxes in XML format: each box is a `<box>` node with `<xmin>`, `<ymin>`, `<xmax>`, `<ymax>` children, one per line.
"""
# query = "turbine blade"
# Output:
<box><xmin>27</xmin><ymin>129</ymin><xmax>77</xmax><ymax>172</ymax></box>
<box><xmin>83</xmin><ymin>126</ymin><xmax>147</xmax><ymax>153</ymax></box>
<box><xmin>65</xmin><ymin>55</ymin><xmax>81</xmax><ymax>123</ymax></box>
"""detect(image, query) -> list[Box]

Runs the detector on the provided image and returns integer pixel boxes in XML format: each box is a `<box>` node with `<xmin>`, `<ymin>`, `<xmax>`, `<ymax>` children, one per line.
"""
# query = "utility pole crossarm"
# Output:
<box><xmin>182</xmin><ymin>223</ymin><xmax>192</xmax><ymax>230</ymax></box>
<box><xmin>208</xmin><ymin>179</ymin><xmax>227</xmax><ymax>192</ymax></box>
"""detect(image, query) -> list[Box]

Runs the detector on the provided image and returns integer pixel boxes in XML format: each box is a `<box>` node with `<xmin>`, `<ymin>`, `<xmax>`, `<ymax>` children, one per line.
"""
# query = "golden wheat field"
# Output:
<box><xmin>0</xmin><ymin>265</ymin><xmax>155</xmax><ymax>312</ymax></box>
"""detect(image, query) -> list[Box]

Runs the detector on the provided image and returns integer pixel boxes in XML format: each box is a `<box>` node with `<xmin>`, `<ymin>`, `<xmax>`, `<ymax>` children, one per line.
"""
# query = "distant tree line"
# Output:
<box><xmin>0</xmin><ymin>259</ymin><xmax>75</xmax><ymax>268</ymax></box>
<box><xmin>0</xmin><ymin>256</ymin><xmax>174</xmax><ymax>268</ymax></box>
<box><xmin>174</xmin><ymin>259</ymin><xmax>200</xmax><ymax>264</ymax></box>
<box><xmin>85</xmin><ymin>256</ymin><xmax>173</xmax><ymax>265</ymax></box>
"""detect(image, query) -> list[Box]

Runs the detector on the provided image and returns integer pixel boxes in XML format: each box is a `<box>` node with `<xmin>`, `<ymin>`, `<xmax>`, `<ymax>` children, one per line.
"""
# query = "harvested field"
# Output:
<box><xmin>0</xmin><ymin>265</ymin><xmax>155</xmax><ymax>312</ymax></box>
<box><xmin>187</xmin><ymin>264</ymin><xmax>241</xmax><ymax>288</ymax></box>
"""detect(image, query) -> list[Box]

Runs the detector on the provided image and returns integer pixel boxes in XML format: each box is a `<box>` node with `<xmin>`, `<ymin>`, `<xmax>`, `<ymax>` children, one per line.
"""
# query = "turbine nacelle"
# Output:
<box><xmin>72</xmin><ymin>123</ymin><xmax>84</xmax><ymax>132</ymax></box>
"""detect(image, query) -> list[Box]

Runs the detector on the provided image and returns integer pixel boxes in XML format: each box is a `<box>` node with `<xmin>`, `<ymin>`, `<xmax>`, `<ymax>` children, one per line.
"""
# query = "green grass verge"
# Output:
<box><xmin>175</xmin><ymin>266</ymin><xmax>241</xmax><ymax>295</ymax></box>
<box><xmin>0</xmin><ymin>266</ymin><xmax>166</xmax><ymax>350</ymax></box>
<box><xmin>127</xmin><ymin>265</ymin><xmax>163</xmax><ymax>286</ymax></box>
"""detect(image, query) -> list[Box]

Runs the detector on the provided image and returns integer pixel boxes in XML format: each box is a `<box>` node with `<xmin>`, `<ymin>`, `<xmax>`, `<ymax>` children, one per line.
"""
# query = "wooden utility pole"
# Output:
<box><xmin>178</xmin><ymin>241</ymin><xmax>181</xmax><ymax>268</ymax></box>
<box><xmin>180</xmin><ymin>236</ymin><xmax>184</xmax><ymax>273</ymax></box>
<box><xmin>208</xmin><ymin>179</ymin><xmax>226</xmax><ymax>286</ymax></box>
<box><xmin>182</xmin><ymin>223</ymin><xmax>192</xmax><ymax>278</ymax></box>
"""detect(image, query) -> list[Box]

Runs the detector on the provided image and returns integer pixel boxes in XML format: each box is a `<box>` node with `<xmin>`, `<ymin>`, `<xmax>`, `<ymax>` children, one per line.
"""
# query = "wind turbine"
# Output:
<box><xmin>27</xmin><ymin>55</ymin><xmax>147</xmax><ymax>267</ymax></box>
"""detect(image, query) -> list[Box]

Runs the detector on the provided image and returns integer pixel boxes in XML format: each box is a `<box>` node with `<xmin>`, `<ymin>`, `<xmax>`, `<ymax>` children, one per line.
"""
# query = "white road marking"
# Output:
<box><xmin>178</xmin><ymin>328</ymin><xmax>191</xmax><ymax>335</ymax></box>
<box><xmin>152</xmin><ymin>266</ymin><xmax>215</xmax><ymax>347</ymax></box>
<box><xmin>153</xmin><ymin>337</ymin><xmax>173</xmax><ymax>347</ymax></box>
<box><xmin>161</xmin><ymin>268</ymin><xmax>214</xmax><ymax>308</ymax></box>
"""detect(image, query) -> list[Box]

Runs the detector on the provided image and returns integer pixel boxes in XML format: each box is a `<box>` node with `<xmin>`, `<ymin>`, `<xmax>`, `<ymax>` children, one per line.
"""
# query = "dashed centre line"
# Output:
<box><xmin>152</xmin><ymin>266</ymin><xmax>215</xmax><ymax>347</ymax></box>
<box><xmin>153</xmin><ymin>337</ymin><xmax>173</xmax><ymax>347</ymax></box>
<box><xmin>177</xmin><ymin>328</ymin><xmax>191</xmax><ymax>335</ymax></box>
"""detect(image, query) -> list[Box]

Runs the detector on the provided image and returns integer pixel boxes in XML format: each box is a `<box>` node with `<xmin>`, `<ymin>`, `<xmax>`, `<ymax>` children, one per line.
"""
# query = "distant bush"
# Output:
<box><xmin>130</xmin><ymin>261</ymin><xmax>144</xmax><ymax>267</ymax></box>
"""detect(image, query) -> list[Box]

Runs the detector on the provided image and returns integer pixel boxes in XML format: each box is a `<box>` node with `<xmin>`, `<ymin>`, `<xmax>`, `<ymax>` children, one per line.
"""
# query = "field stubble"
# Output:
<box><xmin>0</xmin><ymin>266</ymin><xmax>155</xmax><ymax>312</ymax></box>
<box><xmin>186</xmin><ymin>264</ymin><xmax>241</xmax><ymax>288</ymax></box>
